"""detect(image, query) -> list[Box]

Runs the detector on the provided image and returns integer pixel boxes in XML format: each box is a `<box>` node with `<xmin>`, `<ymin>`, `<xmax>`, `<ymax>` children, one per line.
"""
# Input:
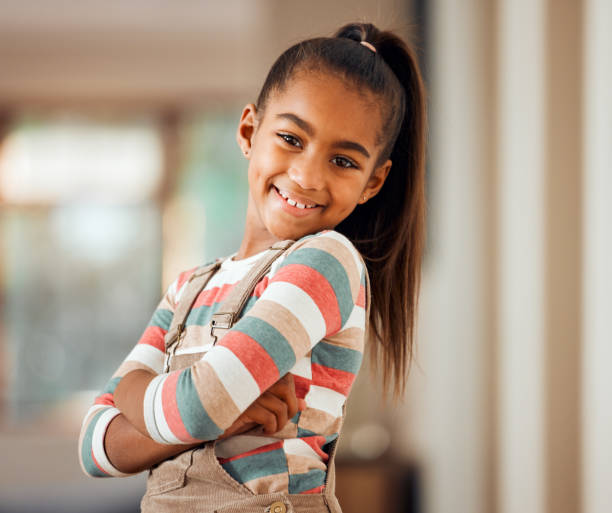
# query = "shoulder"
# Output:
<box><xmin>272</xmin><ymin>230</ymin><xmax>367</xmax><ymax>306</ymax></box>
<box><xmin>282</xmin><ymin>229</ymin><xmax>366</xmax><ymax>279</ymax></box>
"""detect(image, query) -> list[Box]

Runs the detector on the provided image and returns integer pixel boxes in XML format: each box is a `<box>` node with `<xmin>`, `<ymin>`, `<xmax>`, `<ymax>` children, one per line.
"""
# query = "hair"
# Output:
<box><xmin>255</xmin><ymin>22</ymin><xmax>427</xmax><ymax>400</ymax></box>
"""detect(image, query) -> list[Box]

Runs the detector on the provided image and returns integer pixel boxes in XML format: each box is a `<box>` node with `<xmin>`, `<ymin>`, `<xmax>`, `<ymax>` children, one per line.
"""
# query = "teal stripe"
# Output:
<box><xmin>288</xmin><ymin>469</ymin><xmax>326</xmax><ymax>493</ymax></box>
<box><xmin>81</xmin><ymin>409</ymin><xmax>111</xmax><ymax>477</ymax></box>
<box><xmin>279</xmin><ymin>247</ymin><xmax>354</xmax><ymax>327</ymax></box>
<box><xmin>234</xmin><ymin>316</ymin><xmax>296</xmax><ymax>375</ymax></box>
<box><xmin>185</xmin><ymin>303</ymin><xmax>216</xmax><ymax>327</ymax></box>
<box><xmin>149</xmin><ymin>308</ymin><xmax>173</xmax><ymax>330</ymax></box>
<box><xmin>101</xmin><ymin>376</ymin><xmax>121</xmax><ymax>396</ymax></box>
<box><xmin>311</xmin><ymin>341</ymin><xmax>363</xmax><ymax>373</ymax></box>
<box><xmin>221</xmin><ymin>447</ymin><xmax>288</xmax><ymax>483</ymax></box>
<box><xmin>176</xmin><ymin>368</ymin><xmax>223</xmax><ymax>440</ymax></box>
<box><xmin>297</xmin><ymin>426</ymin><xmax>317</xmax><ymax>438</ymax></box>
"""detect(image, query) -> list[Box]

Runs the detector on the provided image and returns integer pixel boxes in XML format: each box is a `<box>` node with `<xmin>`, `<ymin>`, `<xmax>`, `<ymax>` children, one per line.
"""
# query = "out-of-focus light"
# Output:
<box><xmin>350</xmin><ymin>423</ymin><xmax>391</xmax><ymax>460</ymax></box>
<box><xmin>0</xmin><ymin>119</ymin><xmax>162</xmax><ymax>204</ymax></box>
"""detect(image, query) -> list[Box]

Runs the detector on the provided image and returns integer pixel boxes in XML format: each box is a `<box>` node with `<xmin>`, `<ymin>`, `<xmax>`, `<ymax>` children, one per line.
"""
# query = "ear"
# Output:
<box><xmin>360</xmin><ymin>159</ymin><xmax>392</xmax><ymax>203</ymax></box>
<box><xmin>236</xmin><ymin>103</ymin><xmax>259</xmax><ymax>158</ymax></box>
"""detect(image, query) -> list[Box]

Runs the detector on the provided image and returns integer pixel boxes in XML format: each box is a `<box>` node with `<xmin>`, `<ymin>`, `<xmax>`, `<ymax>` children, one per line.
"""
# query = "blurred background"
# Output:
<box><xmin>0</xmin><ymin>1</ymin><xmax>610</xmax><ymax>512</ymax></box>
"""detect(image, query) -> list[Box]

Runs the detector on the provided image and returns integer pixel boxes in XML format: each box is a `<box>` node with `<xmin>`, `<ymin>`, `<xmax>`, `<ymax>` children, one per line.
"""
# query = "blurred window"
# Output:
<box><xmin>0</xmin><ymin>115</ymin><xmax>163</xmax><ymax>426</ymax></box>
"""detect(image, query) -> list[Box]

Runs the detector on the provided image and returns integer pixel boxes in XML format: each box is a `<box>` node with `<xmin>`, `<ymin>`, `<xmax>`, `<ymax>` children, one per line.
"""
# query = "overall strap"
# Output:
<box><xmin>164</xmin><ymin>259</ymin><xmax>224</xmax><ymax>352</ymax></box>
<box><xmin>209</xmin><ymin>239</ymin><xmax>295</xmax><ymax>338</ymax></box>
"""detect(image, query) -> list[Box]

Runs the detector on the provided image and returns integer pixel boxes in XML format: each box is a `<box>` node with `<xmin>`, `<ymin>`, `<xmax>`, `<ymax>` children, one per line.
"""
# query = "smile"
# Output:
<box><xmin>273</xmin><ymin>185</ymin><xmax>321</xmax><ymax>209</ymax></box>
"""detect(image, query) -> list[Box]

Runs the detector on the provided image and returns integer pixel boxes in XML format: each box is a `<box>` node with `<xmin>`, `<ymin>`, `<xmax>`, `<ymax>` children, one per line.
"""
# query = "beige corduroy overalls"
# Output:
<box><xmin>141</xmin><ymin>239</ymin><xmax>370</xmax><ymax>513</ymax></box>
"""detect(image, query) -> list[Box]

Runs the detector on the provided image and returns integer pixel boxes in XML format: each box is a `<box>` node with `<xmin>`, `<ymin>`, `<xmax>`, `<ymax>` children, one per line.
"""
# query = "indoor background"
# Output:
<box><xmin>0</xmin><ymin>1</ymin><xmax>610</xmax><ymax>513</ymax></box>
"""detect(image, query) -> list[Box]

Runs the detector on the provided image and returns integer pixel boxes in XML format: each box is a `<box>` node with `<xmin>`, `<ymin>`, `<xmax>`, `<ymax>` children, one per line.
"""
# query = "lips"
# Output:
<box><xmin>272</xmin><ymin>185</ymin><xmax>322</xmax><ymax>209</ymax></box>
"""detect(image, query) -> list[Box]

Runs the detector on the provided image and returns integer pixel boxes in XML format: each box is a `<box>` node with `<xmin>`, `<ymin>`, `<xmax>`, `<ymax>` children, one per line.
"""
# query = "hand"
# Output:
<box><xmin>219</xmin><ymin>373</ymin><xmax>306</xmax><ymax>438</ymax></box>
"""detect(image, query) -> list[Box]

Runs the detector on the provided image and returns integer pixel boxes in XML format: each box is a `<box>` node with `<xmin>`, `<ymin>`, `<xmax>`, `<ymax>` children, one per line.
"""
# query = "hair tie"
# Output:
<box><xmin>360</xmin><ymin>41</ymin><xmax>377</xmax><ymax>53</ymax></box>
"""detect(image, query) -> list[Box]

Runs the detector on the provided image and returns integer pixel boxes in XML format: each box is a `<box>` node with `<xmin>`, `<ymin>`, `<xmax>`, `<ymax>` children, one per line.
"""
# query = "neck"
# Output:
<box><xmin>234</xmin><ymin>195</ymin><xmax>281</xmax><ymax>260</ymax></box>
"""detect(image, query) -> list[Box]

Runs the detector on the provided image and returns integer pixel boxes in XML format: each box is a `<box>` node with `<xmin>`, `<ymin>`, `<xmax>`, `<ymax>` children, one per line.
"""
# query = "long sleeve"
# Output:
<box><xmin>77</xmin><ymin>269</ymin><xmax>194</xmax><ymax>477</ymax></box>
<box><xmin>142</xmin><ymin>230</ymin><xmax>366</xmax><ymax>445</ymax></box>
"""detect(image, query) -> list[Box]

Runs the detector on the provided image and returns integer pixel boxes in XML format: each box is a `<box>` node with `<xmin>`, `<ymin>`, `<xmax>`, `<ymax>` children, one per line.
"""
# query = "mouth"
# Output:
<box><xmin>272</xmin><ymin>185</ymin><xmax>322</xmax><ymax>210</ymax></box>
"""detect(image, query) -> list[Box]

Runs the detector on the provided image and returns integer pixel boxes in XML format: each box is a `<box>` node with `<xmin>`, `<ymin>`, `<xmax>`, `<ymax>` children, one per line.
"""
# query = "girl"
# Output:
<box><xmin>78</xmin><ymin>21</ymin><xmax>426</xmax><ymax>513</ymax></box>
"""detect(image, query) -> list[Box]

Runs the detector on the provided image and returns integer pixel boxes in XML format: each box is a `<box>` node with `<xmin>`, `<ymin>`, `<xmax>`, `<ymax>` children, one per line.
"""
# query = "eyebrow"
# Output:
<box><xmin>275</xmin><ymin>112</ymin><xmax>371</xmax><ymax>159</ymax></box>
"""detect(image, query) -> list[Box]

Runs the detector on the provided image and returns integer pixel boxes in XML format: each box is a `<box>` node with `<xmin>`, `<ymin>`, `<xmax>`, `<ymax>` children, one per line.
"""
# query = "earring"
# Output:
<box><xmin>362</xmin><ymin>194</ymin><xmax>367</xmax><ymax>203</ymax></box>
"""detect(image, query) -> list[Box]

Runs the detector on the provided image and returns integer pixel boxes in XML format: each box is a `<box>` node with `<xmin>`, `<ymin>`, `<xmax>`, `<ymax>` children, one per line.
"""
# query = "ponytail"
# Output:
<box><xmin>256</xmin><ymin>23</ymin><xmax>427</xmax><ymax>400</ymax></box>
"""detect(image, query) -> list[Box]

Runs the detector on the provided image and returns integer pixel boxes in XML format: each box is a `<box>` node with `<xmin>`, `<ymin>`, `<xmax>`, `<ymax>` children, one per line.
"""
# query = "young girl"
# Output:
<box><xmin>79</xmin><ymin>21</ymin><xmax>426</xmax><ymax>513</ymax></box>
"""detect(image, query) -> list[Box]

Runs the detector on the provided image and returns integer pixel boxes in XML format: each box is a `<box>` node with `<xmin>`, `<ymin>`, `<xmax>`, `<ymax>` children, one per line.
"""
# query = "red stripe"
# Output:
<box><xmin>299</xmin><ymin>435</ymin><xmax>330</xmax><ymax>462</ymax></box>
<box><xmin>192</xmin><ymin>282</ymin><xmax>236</xmax><ymax>308</ymax></box>
<box><xmin>301</xmin><ymin>485</ymin><xmax>325</xmax><ymax>494</ymax></box>
<box><xmin>271</xmin><ymin>264</ymin><xmax>341</xmax><ymax>336</ymax></box>
<box><xmin>217</xmin><ymin>440</ymin><xmax>284</xmax><ymax>463</ymax></box>
<box><xmin>292</xmin><ymin>374</ymin><xmax>311</xmax><ymax>399</ymax></box>
<box><xmin>91</xmin><ymin>449</ymin><xmax>110</xmax><ymax>476</ymax></box>
<box><xmin>253</xmin><ymin>275</ymin><xmax>270</xmax><ymax>298</ymax></box>
<box><xmin>94</xmin><ymin>393</ymin><xmax>115</xmax><ymax>406</ymax></box>
<box><xmin>137</xmin><ymin>326</ymin><xmax>166</xmax><ymax>352</ymax></box>
<box><xmin>176</xmin><ymin>267</ymin><xmax>198</xmax><ymax>292</ymax></box>
<box><xmin>356</xmin><ymin>284</ymin><xmax>366</xmax><ymax>308</ymax></box>
<box><xmin>311</xmin><ymin>363</ymin><xmax>355</xmax><ymax>395</ymax></box>
<box><xmin>161</xmin><ymin>371</ymin><xmax>200</xmax><ymax>443</ymax></box>
<box><xmin>219</xmin><ymin>331</ymin><xmax>279</xmax><ymax>391</ymax></box>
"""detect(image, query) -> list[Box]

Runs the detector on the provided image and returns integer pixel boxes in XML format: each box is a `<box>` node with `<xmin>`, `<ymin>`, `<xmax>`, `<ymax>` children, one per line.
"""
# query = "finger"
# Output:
<box><xmin>267</xmin><ymin>374</ymin><xmax>298</xmax><ymax>420</ymax></box>
<box><xmin>244</xmin><ymin>403</ymin><xmax>278</xmax><ymax>434</ymax></box>
<box><xmin>256</xmin><ymin>392</ymin><xmax>290</xmax><ymax>432</ymax></box>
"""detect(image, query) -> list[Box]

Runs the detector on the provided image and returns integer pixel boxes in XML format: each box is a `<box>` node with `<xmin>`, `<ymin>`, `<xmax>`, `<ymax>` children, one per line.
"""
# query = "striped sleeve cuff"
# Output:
<box><xmin>143</xmin><ymin>373</ymin><xmax>174</xmax><ymax>444</ymax></box>
<box><xmin>81</xmin><ymin>406</ymin><xmax>132</xmax><ymax>477</ymax></box>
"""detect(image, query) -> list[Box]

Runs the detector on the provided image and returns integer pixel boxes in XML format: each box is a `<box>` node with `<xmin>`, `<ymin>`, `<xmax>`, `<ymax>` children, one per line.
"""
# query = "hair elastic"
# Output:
<box><xmin>360</xmin><ymin>41</ymin><xmax>377</xmax><ymax>53</ymax></box>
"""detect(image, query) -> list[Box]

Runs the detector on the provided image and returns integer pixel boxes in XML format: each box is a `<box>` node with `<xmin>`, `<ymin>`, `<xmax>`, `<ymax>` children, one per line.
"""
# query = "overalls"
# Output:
<box><xmin>140</xmin><ymin>239</ymin><xmax>369</xmax><ymax>513</ymax></box>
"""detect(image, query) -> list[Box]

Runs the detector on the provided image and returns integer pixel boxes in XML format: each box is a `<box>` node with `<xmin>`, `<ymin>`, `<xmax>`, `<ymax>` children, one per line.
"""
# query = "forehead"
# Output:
<box><xmin>262</xmin><ymin>71</ymin><xmax>385</xmax><ymax>149</ymax></box>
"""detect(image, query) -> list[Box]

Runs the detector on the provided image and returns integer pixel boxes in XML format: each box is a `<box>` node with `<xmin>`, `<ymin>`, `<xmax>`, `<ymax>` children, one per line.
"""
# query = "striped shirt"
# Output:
<box><xmin>79</xmin><ymin>229</ymin><xmax>367</xmax><ymax>495</ymax></box>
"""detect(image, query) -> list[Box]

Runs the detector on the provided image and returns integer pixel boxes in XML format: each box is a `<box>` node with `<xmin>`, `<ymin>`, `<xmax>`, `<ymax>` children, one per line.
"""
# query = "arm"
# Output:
<box><xmin>117</xmin><ymin>231</ymin><xmax>366</xmax><ymax>445</ymax></box>
<box><xmin>78</xmin><ymin>271</ymin><xmax>185</xmax><ymax>477</ymax></box>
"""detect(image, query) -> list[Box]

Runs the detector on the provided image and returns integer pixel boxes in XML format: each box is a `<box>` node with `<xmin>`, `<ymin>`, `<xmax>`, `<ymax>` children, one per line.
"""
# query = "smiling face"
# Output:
<box><xmin>237</xmin><ymin>70</ymin><xmax>392</xmax><ymax>251</ymax></box>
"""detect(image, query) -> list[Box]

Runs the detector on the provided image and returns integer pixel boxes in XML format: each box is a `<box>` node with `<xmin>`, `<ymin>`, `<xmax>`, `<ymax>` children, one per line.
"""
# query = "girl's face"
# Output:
<box><xmin>237</xmin><ymin>70</ymin><xmax>392</xmax><ymax>243</ymax></box>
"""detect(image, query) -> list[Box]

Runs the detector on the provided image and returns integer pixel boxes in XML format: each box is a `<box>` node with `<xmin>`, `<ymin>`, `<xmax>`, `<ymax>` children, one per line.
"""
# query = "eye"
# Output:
<box><xmin>331</xmin><ymin>156</ymin><xmax>358</xmax><ymax>169</ymax></box>
<box><xmin>277</xmin><ymin>133</ymin><xmax>302</xmax><ymax>148</ymax></box>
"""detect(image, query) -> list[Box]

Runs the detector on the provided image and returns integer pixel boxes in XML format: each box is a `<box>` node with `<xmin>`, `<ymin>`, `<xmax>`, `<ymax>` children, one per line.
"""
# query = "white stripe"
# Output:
<box><xmin>305</xmin><ymin>385</ymin><xmax>346</xmax><ymax>417</ymax></box>
<box><xmin>341</xmin><ymin>304</ymin><xmax>366</xmax><ymax>331</ymax></box>
<box><xmin>91</xmin><ymin>407</ymin><xmax>131</xmax><ymax>477</ymax></box>
<box><xmin>290</xmin><ymin>355</ymin><xmax>312</xmax><ymax>379</ymax></box>
<box><xmin>125</xmin><ymin>343</ymin><xmax>165</xmax><ymax>371</ymax></box>
<box><xmin>203</xmin><ymin>346</ymin><xmax>259</xmax><ymax>411</ymax></box>
<box><xmin>215</xmin><ymin>435</ymin><xmax>280</xmax><ymax>459</ymax></box>
<box><xmin>175</xmin><ymin>344</ymin><xmax>213</xmax><ymax>356</ymax></box>
<box><xmin>82</xmin><ymin>404</ymin><xmax>106</xmax><ymax>428</ymax></box>
<box><xmin>262</xmin><ymin>281</ymin><xmax>326</xmax><ymax>346</ymax></box>
<box><xmin>153</xmin><ymin>374</ymin><xmax>183</xmax><ymax>445</ymax></box>
<box><xmin>284</xmin><ymin>438</ymin><xmax>323</xmax><ymax>461</ymax></box>
<box><xmin>144</xmin><ymin>374</ymin><xmax>166</xmax><ymax>444</ymax></box>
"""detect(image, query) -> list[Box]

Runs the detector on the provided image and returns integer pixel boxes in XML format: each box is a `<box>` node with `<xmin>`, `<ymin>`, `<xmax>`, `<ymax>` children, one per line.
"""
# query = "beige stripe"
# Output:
<box><xmin>301</xmin><ymin>234</ymin><xmax>361</xmax><ymax>298</ymax></box>
<box><xmin>286</xmin><ymin>453</ymin><xmax>327</xmax><ymax>475</ymax></box>
<box><xmin>191</xmin><ymin>360</ymin><xmax>241</xmax><ymax>430</ymax></box>
<box><xmin>249</xmin><ymin>299</ymin><xmax>311</xmax><ymax>358</ymax></box>
<box><xmin>323</xmin><ymin>328</ymin><xmax>365</xmax><ymax>351</ymax></box>
<box><xmin>244</xmin><ymin>472</ymin><xmax>289</xmax><ymax>494</ymax></box>
<box><xmin>298</xmin><ymin>408</ymin><xmax>342</xmax><ymax>436</ymax></box>
<box><xmin>112</xmin><ymin>360</ymin><xmax>157</xmax><ymax>378</ymax></box>
<box><xmin>177</xmin><ymin>324</ymin><xmax>216</xmax><ymax>349</ymax></box>
<box><xmin>275</xmin><ymin>420</ymin><xmax>299</xmax><ymax>438</ymax></box>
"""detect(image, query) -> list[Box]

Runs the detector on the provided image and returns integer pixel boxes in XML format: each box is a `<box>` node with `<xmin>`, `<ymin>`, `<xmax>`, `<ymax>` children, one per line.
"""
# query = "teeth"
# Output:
<box><xmin>276</xmin><ymin>187</ymin><xmax>317</xmax><ymax>208</ymax></box>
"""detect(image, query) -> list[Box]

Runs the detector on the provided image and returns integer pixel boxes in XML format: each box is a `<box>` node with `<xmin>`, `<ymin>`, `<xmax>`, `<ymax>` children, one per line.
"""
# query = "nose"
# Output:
<box><xmin>287</xmin><ymin>161</ymin><xmax>325</xmax><ymax>191</ymax></box>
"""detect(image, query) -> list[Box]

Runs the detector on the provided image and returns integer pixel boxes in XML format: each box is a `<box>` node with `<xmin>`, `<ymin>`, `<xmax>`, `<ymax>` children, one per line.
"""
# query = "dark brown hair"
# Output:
<box><xmin>256</xmin><ymin>22</ymin><xmax>427</xmax><ymax>400</ymax></box>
